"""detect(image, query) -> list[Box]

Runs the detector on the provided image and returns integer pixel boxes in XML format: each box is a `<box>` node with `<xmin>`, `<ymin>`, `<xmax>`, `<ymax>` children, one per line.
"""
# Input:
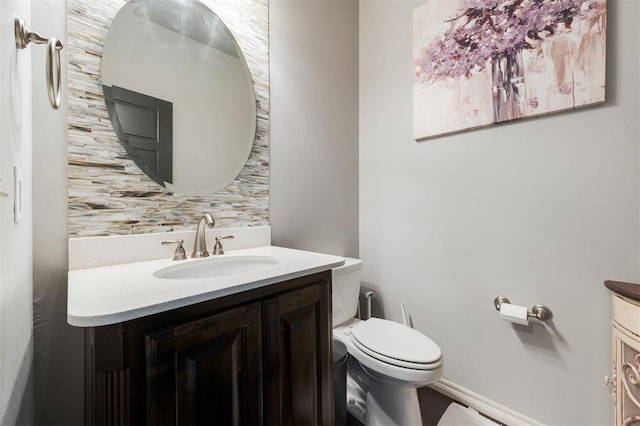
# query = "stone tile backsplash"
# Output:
<box><xmin>67</xmin><ymin>0</ymin><xmax>269</xmax><ymax>237</ymax></box>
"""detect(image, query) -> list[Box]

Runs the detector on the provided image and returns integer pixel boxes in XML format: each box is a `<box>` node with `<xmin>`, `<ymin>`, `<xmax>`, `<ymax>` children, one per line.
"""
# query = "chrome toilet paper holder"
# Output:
<box><xmin>493</xmin><ymin>296</ymin><xmax>552</xmax><ymax>322</ymax></box>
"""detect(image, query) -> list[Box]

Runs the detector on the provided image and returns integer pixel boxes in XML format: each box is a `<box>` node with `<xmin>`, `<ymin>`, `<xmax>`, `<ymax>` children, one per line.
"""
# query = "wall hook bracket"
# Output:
<box><xmin>494</xmin><ymin>296</ymin><xmax>510</xmax><ymax>311</ymax></box>
<box><xmin>530</xmin><ymin>304</ymin><xmax>552</xmax><ymax>321</ymax></box>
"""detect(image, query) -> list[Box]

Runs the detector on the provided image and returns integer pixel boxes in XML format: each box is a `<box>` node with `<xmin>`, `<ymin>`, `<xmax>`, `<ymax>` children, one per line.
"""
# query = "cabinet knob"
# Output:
<box><xmin>604</xmin><ymin>376</ymin><xmax>614</xmax><ymax>388</ymax></box>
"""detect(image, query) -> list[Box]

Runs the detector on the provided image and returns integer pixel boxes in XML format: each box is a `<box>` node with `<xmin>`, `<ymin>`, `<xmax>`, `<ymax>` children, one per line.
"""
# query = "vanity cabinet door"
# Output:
<box><xmin>612</xmin><ymin>325</ymin><xmax>640</xmax><ymax>425</ymax></box>
<box><xmin>612</xmin><ymin>293</ymin><xmax>640</xmax><ymax>426</ymax></box>
<box><xmin>145</xmin><ymin>302</ymin><xmax>262</xmax><ymax>426</ymax></box>
<box><xmin>264</xmin><ymin>280</ymin><xmax>333</xmax><ymax>426</ymax></box>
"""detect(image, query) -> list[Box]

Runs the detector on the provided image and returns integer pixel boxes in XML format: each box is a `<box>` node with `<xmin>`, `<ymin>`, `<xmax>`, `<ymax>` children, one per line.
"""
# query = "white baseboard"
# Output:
<box><xmin>429</xmin><ymin>379</ymin><xmax>545</xmax><ymax>426</ymax></box>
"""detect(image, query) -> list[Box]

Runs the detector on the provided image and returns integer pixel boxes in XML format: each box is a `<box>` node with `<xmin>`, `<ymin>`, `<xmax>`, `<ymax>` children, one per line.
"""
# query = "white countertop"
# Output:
<box><xmin>68</xmin><ymin>246</ymin><xmax>344</xmax><ymax>327</ymax></box>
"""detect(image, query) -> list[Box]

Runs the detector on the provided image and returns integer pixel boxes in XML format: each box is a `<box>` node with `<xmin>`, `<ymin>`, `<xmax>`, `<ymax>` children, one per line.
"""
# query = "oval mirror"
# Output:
<box><xmin>101</xmin><ymin>0</ymin><xmax>257</xmax><ymax>196</ymax></box>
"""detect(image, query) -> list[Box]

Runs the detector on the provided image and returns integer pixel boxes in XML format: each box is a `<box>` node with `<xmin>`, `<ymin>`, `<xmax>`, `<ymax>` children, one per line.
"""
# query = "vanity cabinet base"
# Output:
<box><xmin>85</xmin><ymin>271</ymin><xmax>333</xmax><ymax>426</ymax></box>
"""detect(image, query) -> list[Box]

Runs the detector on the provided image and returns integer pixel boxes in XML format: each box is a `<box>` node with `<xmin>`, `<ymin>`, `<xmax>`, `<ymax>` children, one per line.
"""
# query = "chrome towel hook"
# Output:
<box><xmin>14</xmin><ymin>17</ymin><xmax>64</xmax><ymax>110</ymax></box>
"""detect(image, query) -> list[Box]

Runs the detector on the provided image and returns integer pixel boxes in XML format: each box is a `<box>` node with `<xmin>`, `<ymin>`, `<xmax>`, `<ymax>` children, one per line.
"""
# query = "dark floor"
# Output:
<box><xmin>345</xmin><ymin>385</ymin><xmax>454</xmax><ymax>426</ymax></box>
<box><xmin>418</xmin><ymin>386</ymin><xmax>458</xmax><ymax>426</ymax></box>
<box><xmin>345</xmin><ymin>385</ymin><xmax>503</xmax><ymax>426</ymax></box>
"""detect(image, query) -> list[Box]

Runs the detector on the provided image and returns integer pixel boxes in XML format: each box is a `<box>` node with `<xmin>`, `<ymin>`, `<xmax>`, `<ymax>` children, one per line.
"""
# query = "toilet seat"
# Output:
<box><xmin>350</xmin><ymin>318</ymin><xmax>442</xmax><ymax>370</ymax></box>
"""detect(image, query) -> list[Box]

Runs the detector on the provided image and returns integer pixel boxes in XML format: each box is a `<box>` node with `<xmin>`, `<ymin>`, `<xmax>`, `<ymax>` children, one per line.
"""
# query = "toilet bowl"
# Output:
<box><xmin>332</xmin><ymin>258</ymin><xmax>443</xmax><ymax>426</ymax></box>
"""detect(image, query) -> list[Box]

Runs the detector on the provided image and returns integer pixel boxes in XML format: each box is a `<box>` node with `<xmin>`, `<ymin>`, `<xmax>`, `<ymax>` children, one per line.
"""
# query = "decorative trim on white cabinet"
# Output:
<box><xmin>429</xmin><ymin>379</ymin><xmax>545</xmax><ymax>426</ymax></box>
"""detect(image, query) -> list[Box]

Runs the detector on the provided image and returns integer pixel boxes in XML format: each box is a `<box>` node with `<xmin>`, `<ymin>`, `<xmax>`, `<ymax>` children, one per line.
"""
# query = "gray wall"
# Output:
<box><xmin>32</xmin><ymin>0</ymin><xmax>85</xmax><ymax>424</ymax></box>
<box><xmin>359</xmin><ymin>0</ymin><xmax>639</xmax><ymax>424</ymax></box>
<box><xmin>270</xmin><ymin>0</ymin><xmax>359</xmax><ymax>258</ymax></box>
<box><xmin>1</xmin><ymin>0</ymin><xmax>34</xmax><ymax>424</ymax></box>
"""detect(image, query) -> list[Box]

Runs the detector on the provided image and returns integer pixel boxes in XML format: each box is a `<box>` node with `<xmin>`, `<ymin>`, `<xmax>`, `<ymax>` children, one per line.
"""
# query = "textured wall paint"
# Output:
<box><xmin>359</xmin><ymin>0</ymin><xmax>639</xmax><ymax>424</ymax></box>
<box><xmin>0</xmin><ymin>0</ymin><xmax>34</xmax><ymax>423</ymax></box>
<box><xmin>32</xmin><ymin>0</ymin><xmax>84</xmax><ymax>424</ymax></box>
<box><xmin>67</xmin><ymin>0</ymin><xmax>269</xmax><ymax>237</ymax></box>
<box><xmin>270</xmin><ymin>0</ymin><xmax>359</xmax><ymax>258</ymax></box>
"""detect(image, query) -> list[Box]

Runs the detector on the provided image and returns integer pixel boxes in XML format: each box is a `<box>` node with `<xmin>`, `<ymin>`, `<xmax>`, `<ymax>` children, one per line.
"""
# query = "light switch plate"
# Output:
<box><xmin>13</xmin><ymin>166</ymin><xmax>22</xmax><ymax>224</ymax></box>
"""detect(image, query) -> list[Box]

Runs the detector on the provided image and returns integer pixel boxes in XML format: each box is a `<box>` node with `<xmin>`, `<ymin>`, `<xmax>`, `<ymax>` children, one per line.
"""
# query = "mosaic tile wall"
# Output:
<box><xmin>67</xmin><ymin>0</ymin><xmax>269</xmax><ymax>237</ymax></box>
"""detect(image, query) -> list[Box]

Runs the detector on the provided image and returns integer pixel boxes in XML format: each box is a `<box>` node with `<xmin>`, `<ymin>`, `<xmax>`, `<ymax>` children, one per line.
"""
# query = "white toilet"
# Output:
<box><xmin>332</xmin><ymin>258</ymin><xmax>443</xmax><ymax>426</ymax></box>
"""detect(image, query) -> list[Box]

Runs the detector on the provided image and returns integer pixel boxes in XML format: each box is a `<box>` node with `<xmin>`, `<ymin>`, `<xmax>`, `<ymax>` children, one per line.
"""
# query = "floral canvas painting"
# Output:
<box><xmin>413</xmin><ymin>0</ymin><xmax>607</xmax><ymax>140</ymax></box>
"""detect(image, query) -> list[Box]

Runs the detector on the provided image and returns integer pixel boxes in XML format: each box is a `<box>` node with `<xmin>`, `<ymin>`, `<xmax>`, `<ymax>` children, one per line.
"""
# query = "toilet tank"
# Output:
<box><xmin>332</xmin><ymin>258</ymin><xmax>362</xmax><ymax>327</ymax></box>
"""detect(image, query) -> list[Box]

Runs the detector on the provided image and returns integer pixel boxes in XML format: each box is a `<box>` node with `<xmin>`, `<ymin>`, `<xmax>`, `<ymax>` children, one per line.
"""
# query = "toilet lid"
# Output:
<box><xmin>350</xmin><ymin>318</ymin><xmax>441</xmax><ymax>366</ymax></box>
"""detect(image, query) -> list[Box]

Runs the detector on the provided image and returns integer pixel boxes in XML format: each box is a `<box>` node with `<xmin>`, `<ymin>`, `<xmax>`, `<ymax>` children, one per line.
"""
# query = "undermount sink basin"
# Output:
<box><xmin>154</xmin><ymin>255</ymin><xmax>280</xmax><ymax>280</ymax></box>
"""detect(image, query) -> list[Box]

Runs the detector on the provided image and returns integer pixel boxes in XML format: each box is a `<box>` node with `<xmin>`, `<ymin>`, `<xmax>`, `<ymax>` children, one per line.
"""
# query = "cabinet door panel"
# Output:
<box><xmin>613</xmin><ymin>325</ymin><xmax>640</xmax><ymax>426</ymax></box>
<box><xmin>146</xmin><ymin>303</ymin><xmax>262</xmax><ymax>426</ymax></box>
<box><xmin>265</xmin><ymin>281</ymin><xmax>333</xmax><ymax>426</ymax></box>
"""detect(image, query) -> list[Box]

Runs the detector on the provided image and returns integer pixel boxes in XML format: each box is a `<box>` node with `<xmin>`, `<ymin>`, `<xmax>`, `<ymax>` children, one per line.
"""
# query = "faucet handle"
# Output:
<box><xmin>161</xmin><ymin>239</ymin><xmax>187</xmax><ymax>261</ymax></box>
<box><xmin>212</xmin><ymin>235</ymin><xmax>234</xmax><ymax>255</ymax></box>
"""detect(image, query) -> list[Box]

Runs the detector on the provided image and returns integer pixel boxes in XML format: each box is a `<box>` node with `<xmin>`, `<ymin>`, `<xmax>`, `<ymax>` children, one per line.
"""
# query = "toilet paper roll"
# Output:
<box><xmin>500</xmin><ymin>303</ymin><xmax>529</xmax><ymax>326</ymax></box>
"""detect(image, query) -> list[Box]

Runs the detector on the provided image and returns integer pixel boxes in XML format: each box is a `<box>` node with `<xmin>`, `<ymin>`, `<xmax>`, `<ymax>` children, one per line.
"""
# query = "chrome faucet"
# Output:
<box><xmin>192</xmin><ymin>213</ymin><xmax>215</xmax><ymax>258</ymax></box>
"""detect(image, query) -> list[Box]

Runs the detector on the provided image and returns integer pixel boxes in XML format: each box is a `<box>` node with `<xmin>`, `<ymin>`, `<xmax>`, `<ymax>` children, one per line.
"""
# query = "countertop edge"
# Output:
<box><xmin>605</xmin><ymin>280</ymin><xmax>640</xmax><ymax>303</ymax></box>
<box><xmin>68</xmin><ymin>254</ymin><xmax>344</xmax><ymax>328</ymax></box>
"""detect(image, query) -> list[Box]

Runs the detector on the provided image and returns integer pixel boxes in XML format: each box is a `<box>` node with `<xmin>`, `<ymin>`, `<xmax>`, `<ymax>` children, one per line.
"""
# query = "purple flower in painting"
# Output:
<box><xmin>415</xmin><ymin>0</ymin><xmax>596</xmax><ymax>82</ymax></box>
<box><xmin>414</xmin><ymin>0</ymin><xmax>604</xmax><ymax>123</ymax></box>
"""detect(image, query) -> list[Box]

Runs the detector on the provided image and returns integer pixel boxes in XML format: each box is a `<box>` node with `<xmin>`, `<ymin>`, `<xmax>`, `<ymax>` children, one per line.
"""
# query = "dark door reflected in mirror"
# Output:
<box><xmin>102</xmin><ymin>0</ymin><xmax>257</xmax><ymax>196</ymax></box>
<box><xmin>104</xmin><ymin>86</ymin><xmax>173</xmax><ymax>186</ymax></box>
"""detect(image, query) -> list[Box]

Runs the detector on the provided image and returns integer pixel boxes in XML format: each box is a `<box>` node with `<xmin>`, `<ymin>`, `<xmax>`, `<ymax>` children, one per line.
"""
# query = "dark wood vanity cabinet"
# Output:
<box><xmin>146</xmin><ymin>302</ymin><xmax>263</xmax><ymax>425</ymax></box>
<box><xmin>86</xmin><ymin>271</ymin><xmax>333</xmax><ymax>426</ymax></box>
